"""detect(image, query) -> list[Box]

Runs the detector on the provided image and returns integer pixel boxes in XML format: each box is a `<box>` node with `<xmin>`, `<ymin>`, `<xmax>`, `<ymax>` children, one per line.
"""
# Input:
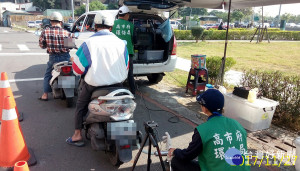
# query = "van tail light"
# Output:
<box><xmin>121</xmin><ymin>145</ymin><xmax>131</xmax><ymax>149</ymax></box>
<box><xmin>61</xmin><ymin>66</ymin><xmax>72</xmax><ymax>75</ymax></box>
<box><xmin>172</xmin><ymin>36</ymin><xmax>177</xmax><ymax>55</ymax></box>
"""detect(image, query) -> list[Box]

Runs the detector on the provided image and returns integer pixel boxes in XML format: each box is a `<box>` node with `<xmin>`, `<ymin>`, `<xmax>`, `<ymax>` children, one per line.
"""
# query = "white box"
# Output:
<box><xmin>224</xmin><ymin>93</ymin><xmax>279</xmax><ymax>131</ymax></box>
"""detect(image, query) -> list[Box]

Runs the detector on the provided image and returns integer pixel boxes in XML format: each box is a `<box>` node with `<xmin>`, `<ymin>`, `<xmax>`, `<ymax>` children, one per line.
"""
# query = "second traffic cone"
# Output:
<box><xmin>0</xmin><ymin>96</ymin><xmax>36</xmax><ymax>170</ymax></box>
<box><xmin>0</xmin><ymin>72</ymin><xmax>23</xmax><ymax>122</ymax></box>
<box><xmin>14</xmin><ymin>161</ymin><xmax>30</xmax><ymax>171</ymax></box>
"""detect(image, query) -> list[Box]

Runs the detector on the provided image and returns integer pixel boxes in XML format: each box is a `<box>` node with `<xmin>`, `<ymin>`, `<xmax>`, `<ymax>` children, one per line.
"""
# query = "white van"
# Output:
<box><xmin>170</xmin><ymin>20</ymin><xmax>181</xmax><ymax>29</ymax></box>
<box><xmin>70</xmin><ymin>2</ymin><xmax>179</xmax><ymax>84</ymax></box>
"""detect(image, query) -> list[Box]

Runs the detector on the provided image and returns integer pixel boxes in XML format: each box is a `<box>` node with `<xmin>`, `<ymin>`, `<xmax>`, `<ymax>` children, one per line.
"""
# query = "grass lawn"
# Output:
<box><xmin>177</xmin><ymin>42</ymin><xmax>300</xmax><ymax>76</ymax></box>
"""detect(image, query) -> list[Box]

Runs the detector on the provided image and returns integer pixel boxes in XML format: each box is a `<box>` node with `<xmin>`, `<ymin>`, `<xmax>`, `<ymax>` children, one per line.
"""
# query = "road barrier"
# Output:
<box><xmin>0</xmin><ymin>96</ymin><xmax>36</xmax><ymax>170</ymax></box>
<box><xmin>14</xmin><ymin>161</ymin><xmax>30</xmax><ymax>171</ymax></box>
<box><xmin>0</xmin><ymin>72</ymin><xmax>23</xmax><ymax>122</ymax></box>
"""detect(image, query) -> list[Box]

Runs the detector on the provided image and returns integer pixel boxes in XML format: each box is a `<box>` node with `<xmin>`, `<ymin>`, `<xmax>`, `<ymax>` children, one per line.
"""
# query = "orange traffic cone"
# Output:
<box><xmin>0</xmin><ymin>72</ymin><xmax>23</xmax><ymax>122</ymax></box>
<box><xmin>14</xmin><ymin>161</ymin><xmax>30</xmax><ymax>171</ymax></box>
<box><xmin>0</xmin><ymin>96</ymin><xmax>36</xmax><ymax>170</ymax></box>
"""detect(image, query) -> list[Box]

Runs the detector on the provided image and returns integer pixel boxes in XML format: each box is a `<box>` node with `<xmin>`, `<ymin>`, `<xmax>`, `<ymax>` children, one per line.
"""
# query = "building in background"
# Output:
<box><xmin>0</xmin><ymin>1</ymin><xmax>37</xmax><ymax>26</ymax></box>
<box><xmin>2</xmin><ymin>9</ymin><xmax>32</xmax><ymax>26</ymax></box>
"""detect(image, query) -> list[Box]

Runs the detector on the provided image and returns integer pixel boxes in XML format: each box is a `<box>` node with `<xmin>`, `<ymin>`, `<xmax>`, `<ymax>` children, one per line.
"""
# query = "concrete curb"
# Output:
<box><xmin>12</xmin><ymin>25</ymin><xmax>35</xmax><ymax>33</ymax></box>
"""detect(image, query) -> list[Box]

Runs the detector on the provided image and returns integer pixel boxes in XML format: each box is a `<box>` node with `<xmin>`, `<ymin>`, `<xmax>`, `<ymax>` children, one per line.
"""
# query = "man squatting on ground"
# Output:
<box><xmin>65</xmin><ymin>12</ymin><xmax>129</xmax><ymax>146</ymax></box>
<box><xmin>168</xmin><ymin>89</ymin><xmax>250</xmax><ymax>171</ymax></box>
<box><xmin>39</xmin><ymin>12</ymin><xmax>71</xmax><ymax>101</ymax></box>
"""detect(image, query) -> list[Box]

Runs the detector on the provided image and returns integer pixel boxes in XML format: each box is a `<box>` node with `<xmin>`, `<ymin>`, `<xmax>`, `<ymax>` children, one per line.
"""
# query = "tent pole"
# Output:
<box><xmin>220</xmin><ymin>0</ymin><xmax>232</xmax><ymax>86</ymax></box>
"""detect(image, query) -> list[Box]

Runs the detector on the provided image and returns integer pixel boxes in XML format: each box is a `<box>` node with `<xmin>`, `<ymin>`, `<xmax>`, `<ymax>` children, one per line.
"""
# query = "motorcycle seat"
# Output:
<box><xmin>91</xmin><ymin>86</ymin><xmax>125</xmax><ymax>100</ymax></box>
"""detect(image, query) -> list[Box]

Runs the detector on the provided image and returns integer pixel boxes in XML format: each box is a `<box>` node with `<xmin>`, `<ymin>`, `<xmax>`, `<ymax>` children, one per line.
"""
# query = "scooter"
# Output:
<box><xmin>49</xmin><ymin>61</ymin><xmax>78</xmax><ymax>107</ymax></box>
<box><xmin>83</xmin><ymin>85</ymin><xmax>140</xmax><ymax>166</ymax></box>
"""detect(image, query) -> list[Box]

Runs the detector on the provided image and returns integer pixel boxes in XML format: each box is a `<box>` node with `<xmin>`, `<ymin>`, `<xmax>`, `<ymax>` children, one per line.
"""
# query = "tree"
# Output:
<box><xmin>238</xmin><ymin>8</ymin><xmax>253</xmax><ymax>17</ymax></box>
<box><xmin>192</xmin><ymin>8</ymin><xmax>208</xmax><ymax>16</ymax></box>
<box><xmin>32</xmin><ymin>0</ymin><xmax>61</xmax><ymax>11</ymax></box>
<box><xmin>216</xmin><ymin>12</ymin><xmax>228</xmax><ymax>22</ymax></box>
<box><xmin>75</xmin><ymin>1</ymin><xmax>106</xmax><ymax>16</ymax></box>
<box><xmin>178</xmin><ymin>7</ymin><xmax>208</xmax><ymax>17</ymax></box>
<box><xmin>209</xmin><ymin>10</ymin><xmax>222</xmax><ymax>16</ymax></box>
<box><xmin>191</xmin><ymin>27</ymin><xmax>204</xmax><ymax>43</ymax></box>
<box><xmin>295</xmin><ymin>15</ymin><xmax>300</xmax><ymax>24</ymax></box>
<box><xmin>74</xmin><ymin>6</ymin><xmax>85</xmax><ymax>16</ymax></box>
<box><xmin>89</xmin><ymin>1</ymin><xmax>106</xmax><ymax>11</ymax></box>
<box><xmin>107</xmin><ymin>2</ymin><xmax>119</xmax><ymax>10</ymax></box>
<box><xmin>289</xmin><ymin>15</ymin><xmax>297</xmax><ymax>23</ymax></box>
<box><xmin>209</xmin><ymin>10</ymin><xmax>228</xmax><ymax>22</ymax></box>
<box><xmin>231</xmin><ymin>10</ymin><xmax>244</xmax><ymax>23</ymax></box>
<box><xmin>170</xmin><ymin>11</ymin><xmax>179</xmax><ymax>19</ymax></box>
<box><xmin>280</xmin><ymin>13</ymin><xmax>292</xmax><ymax>22</ymax></box>
<box><xmin>192</xmin><ymin>15</ymin><xmax>200</xmax><ymax>25</ymax></box>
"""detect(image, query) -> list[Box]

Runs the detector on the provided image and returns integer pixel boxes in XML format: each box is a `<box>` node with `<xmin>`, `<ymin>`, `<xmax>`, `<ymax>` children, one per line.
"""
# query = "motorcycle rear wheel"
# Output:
<box><xmin>109</xmin><ymin>144</ymin><xmax>123</xmax><ymax>167</ymax></box>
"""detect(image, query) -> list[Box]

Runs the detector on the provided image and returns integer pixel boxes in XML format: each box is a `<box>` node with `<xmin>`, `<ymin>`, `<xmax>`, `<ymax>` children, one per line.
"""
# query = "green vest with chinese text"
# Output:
<box><xmin>196</xmin><ymin>116</ymin><xmax>250</xmax><ymax>171</ymax></box>
<box><xmin>112</xmin><ymin>19</ymin><xmax>134</xmax><ymax>55</ymax></box>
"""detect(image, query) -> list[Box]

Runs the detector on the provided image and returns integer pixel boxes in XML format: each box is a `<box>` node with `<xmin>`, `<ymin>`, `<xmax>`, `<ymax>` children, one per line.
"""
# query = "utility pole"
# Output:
<box><xmin>86</xmin><ymin>0</ymin><xmax>89</xmax><ymax>13</ymax></box>
<box><xmin>261</xmin><ymin>6</ymin><xmax>264</xmax><ymax>27</ymax></box>
<box><xmin>71</xmin><ymin>0</ymin><xmax>74</xmax><ymax>21</ymax></box>
<box><xmin>278</xmin><ymin>4</ymin><xmax>282</xmax><ymax>27</ymax></box>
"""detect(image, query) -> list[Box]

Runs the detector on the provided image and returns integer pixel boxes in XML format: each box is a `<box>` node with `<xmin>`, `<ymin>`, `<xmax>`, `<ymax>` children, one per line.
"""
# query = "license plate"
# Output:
<box><xmin>58</xmin><ymin>76</ymin><xmax>75</xmax><ymax>88</ymax></box>
<box><xmin>107</xmin><ymin>121</ymin><xmax>137</xmax><ymax>140</ymax></box>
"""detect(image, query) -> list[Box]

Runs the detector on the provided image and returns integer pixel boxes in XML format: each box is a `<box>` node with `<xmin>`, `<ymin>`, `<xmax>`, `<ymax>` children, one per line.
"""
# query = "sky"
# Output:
<box><xmin>207</xmin><ymin>3</ymin><xmax>300</xmax><ymax>17</ymax></box>
<box><xmin>253</xmin><ymin>3</ymin><xmax>300</xmax><ymax>17</ymax></box>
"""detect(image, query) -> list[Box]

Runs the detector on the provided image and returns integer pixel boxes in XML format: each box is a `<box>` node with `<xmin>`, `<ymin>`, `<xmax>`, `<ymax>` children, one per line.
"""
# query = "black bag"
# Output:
<box><xmin>233</xmin><ymin>87</ymin><xmax>251</xmax><ymax>99</ymax></box>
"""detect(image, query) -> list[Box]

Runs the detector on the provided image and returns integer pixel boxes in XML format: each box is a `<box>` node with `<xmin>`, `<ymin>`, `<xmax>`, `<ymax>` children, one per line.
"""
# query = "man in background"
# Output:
<box><xmin>112</xmin><ymin>5</ymin><xmax>136</xmax><ymax>95</ymax></box>
<box><xmin>39</xmin><ymin>12</ymin><xmax>71</xmax><ymax>101</ymax></box>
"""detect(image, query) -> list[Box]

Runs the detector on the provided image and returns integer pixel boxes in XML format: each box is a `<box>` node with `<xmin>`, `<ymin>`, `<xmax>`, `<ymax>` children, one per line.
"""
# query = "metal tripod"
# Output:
<box><xmin>131</xmin><ymin>121</ymin><xmax>166</xmax><ymax>171</ymax></box>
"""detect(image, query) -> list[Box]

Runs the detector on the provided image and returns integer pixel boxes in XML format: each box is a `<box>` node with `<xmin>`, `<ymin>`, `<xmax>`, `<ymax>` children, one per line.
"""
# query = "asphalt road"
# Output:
<box><xmin>0</xmin><ymin>27</ymin><xmax>195</xmax><ymax>171</ymax></box>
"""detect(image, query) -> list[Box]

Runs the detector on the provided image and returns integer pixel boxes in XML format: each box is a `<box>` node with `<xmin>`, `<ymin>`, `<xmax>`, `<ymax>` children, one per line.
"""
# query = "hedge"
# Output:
<box><xmin>241</xmin><ymin>70</ymin><xmax>300</xmax><ymax>131</ymax></box>
<box><xmin>174</xmin><ymin>30</ymin><xmax>300</xmax><ymax>41</ymax></box>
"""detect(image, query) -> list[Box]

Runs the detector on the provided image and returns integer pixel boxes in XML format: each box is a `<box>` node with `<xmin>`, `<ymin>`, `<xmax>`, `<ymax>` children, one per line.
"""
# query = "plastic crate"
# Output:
<box><xmin>223</xmin><ymin>93</ymin><xmax>279</xmax><ymax>131</ymax></box>
<box><xmin>191</xmin><ymin>54</ymin><xmax>206</xmax><ymax>69</ymax></box>
<box><xmin>139</xmin><ymin>50</ymin><xmax>164</xmax><ymax>61</ymax></box>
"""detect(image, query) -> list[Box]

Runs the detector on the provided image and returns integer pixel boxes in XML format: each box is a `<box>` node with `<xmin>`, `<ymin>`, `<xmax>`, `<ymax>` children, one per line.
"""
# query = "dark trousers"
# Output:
<box><xmin>74</xmin><ymin>80</ymin><xmax>97</xmax><ymax>130</ymax></box>
<box><xmin>128</xmin><ymin>55</ymin><xmax>136</xmax><ymax>94</ymax></box>
<box><xmin>43</xmin><ymin>53</ymin><xmax>70</xmax><ymax>93</ymax></box>
<box><xmin>74</xmin><ymin>80</ymin><xmax>123</xmax><ymax>129</ymax></box>
<box><xmin>171</xmin><ymin>157</ymin><xmax>201</xmax><ymax>171</ymax></box>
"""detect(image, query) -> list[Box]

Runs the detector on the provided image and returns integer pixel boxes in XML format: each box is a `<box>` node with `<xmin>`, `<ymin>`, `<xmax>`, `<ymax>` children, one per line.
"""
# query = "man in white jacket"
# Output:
<box><xmin>66</xmin><ymin>12</ymin><xmax>129</xmax><ymax>147</ymax></box>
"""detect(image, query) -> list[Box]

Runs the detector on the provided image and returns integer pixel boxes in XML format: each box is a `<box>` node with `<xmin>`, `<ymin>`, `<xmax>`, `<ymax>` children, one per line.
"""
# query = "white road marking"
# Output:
<box><xmin>8</xmin><ymin>78</ymin><xmax>44</xmax><ymax>83</ymax></box>
<box><xmin>0</xmin><ymin>53</ymin><xmax>48</xmax><ymax>56</ymax></box>
<box><xmin>0</xmin><ymin>44</ymin><xmax>2</xmax><ymax>51</ymax></box>
<box><xmin>17</xmin><ymin>44</ymin><xmax>30</xmax><ymax>51</ymax></box>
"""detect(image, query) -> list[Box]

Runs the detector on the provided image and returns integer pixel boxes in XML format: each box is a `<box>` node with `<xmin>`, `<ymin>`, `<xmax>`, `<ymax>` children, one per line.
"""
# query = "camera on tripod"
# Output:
<box><xmin>145</xmin><ymin>121</ymin><xmax>158</xmax><ymax>131</ymax></box>
<box><xmin>132</xmin><ymin>121</ymin><xmax>166</xmax><ymax>171</ymax></box>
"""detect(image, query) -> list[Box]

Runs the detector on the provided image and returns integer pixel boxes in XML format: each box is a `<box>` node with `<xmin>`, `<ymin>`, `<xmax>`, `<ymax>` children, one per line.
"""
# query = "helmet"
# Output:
<box><xmin>94</xmin><ymin>12</ymin><xmax>114</xmax><ymax>27</ymax></box>
<box><xmin>50</xmin><ymin>12</ymin><xmax>63</xmax><ymax>22</ymax></box>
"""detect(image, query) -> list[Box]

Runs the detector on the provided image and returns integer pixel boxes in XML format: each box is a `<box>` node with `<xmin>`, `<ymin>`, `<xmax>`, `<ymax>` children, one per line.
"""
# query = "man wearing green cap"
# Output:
<box><xmin>168</xmin><ymin>89</ymin><xmax>249</xmax><ymax>171</ymax></box>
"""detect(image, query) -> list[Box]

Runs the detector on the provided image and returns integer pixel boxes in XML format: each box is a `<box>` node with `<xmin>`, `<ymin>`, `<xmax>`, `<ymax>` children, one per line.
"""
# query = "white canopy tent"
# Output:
<box><xmin>171</xmin><ymin>0</ymin><xmax>300</xmax><ymax>85</ymax></box>
<box><xmin>172</xmin><ymin>0</ymin><xmax>300</xmax><ymax>9</ymax></box>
